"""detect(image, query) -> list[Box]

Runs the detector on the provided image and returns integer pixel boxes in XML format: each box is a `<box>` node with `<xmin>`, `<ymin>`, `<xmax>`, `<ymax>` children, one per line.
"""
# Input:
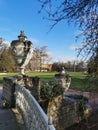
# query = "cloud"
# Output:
<box><xmin>55</xmin><ymin>55</ymin><xmax>76</xmax><ymax>62</ymax></box>
<box><xmin>69</xmin><ymin>45</ymin><xmax>77</xmax><ymax>50</ymax></box>
<box><xmin>29</xmin><ymin>38</ymin><xmax>40</xmax><ymax>45</ymax></box>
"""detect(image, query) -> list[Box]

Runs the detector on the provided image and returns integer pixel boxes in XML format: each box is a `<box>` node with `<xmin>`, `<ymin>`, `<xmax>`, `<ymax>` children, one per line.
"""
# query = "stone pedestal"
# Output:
<box><xmin>3</xmin><ymin>76</ymin><xmax>16</xmax><ymax>107</ymax></box>
<box><xmin>3</xmin><ymin>75</ymin><xmax>41</xmax><ymax>108</ymax></box>
<box><xmin>55</xmin><ymin>72</ymin><xmax>71</xmax><ymax>92</ymax></box>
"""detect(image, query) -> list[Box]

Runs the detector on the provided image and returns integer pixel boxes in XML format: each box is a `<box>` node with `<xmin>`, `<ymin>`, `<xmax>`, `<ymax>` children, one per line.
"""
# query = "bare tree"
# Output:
<box><xmin>31</xmin><ymin>46</ymin><xmax>52</xmax><ymax>71</ymax></box>
<box><xmin>0</xmin><ymin>37</ymin><xmax>9</xmax><ymax>55</ymax></box>
<box><xmin>38</xmin><ymin>0</ymin><xmax>98</xmax><ymax>74</ymax></box>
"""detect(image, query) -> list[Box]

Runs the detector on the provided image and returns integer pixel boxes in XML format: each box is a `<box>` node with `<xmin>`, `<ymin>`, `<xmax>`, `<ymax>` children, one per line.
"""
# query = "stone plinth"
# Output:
<box><xmin>15</xmin><ymin>76</ymin><xmax>40</xmax><ymax>101</ymax></box>
<box><xmin>3</xmin><ymin>75</ymin><xmax>41</xmax><ymax>108</ymax></box>
<box><xmin>55</xmin><ymin>73</ymin><xmax>71</xmax><ymax>92</ymax></box>
<box><xmin>3</xmin><ymin>76</ymin><xmax>16</xmax><ymax>107</ymax></box>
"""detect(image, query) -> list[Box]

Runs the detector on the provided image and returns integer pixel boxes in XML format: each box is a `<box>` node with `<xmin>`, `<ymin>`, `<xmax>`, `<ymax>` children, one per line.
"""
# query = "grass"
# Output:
<box><xmin>0</xmin><ymin>71</ymin><xmax>97</xmax><ymax>92</ymax></box>
<box><xmin>0</xmin><ymin>72</ymin><xmax>56</xmax><ymax>83</ymax></box>
<box><xmin>0</xmin><ymin>73</ymin><xmax>18</xmax><ymax>83</ymax></box>
<box><xmin>27</xmin><ymin>72</ymin><xmax>56</xmax><ymax>80</ymax></box>
<box><xmin>69</xmin><ymin>72</ymin><xmax>88</xmax><ymax>91</ymax></box>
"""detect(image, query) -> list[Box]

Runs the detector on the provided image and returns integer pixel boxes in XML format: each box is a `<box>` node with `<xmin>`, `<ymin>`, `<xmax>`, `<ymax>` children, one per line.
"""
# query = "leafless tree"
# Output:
<box><xmin>31</xmin><ymin>46</ymin><xmax>52</xmax><ymax>71</ymax></box>
<box><xmin>38</xmin><ymin>0</ymin><xmax>98</xmax><ymax>74</ymax></box>
<box><xmin>0</xmin><ymin>37</ymin><xmax>9</xmax><ymax>55</ymax></box>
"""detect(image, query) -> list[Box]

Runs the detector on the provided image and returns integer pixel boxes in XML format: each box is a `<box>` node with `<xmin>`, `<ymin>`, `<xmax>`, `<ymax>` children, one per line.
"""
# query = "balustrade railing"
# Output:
<box><xmin>15</xmin><ymin>84</ymin><xmax>56</xmax><ymax>130</ymax></box>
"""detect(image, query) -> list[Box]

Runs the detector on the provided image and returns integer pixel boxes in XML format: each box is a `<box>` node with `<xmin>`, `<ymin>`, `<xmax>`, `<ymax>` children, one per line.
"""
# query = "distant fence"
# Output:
<box><xmin>15</xmin><ymin>84</ymin><xmax>56</xmax><ymax>130</ymax></box>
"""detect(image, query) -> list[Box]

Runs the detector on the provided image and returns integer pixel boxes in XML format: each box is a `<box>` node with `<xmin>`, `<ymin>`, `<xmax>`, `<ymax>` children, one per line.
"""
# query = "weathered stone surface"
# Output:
<box><xmin>55</xmin><ymin>67</ymin><xmax>71</xmax><ymax>92</ymax></box>
<box><xmin>3</xmin><ymin>75</ymin><xmax>41</xmax><ymax>107</ymax></box>
<box><xmin>15</xmin><ymin>84</ymin><xmax>55</xmax><ymax>130</ymax></box>
<box><xmin>3</xmin><ymin>74</ymin><xmax>91</xmax><ymax>130</ymax></box>
<box><xmin>11</xmin><ymin>31</ymin><xmax>33</xmax><ymax>75</ymax></box>
<box><xmin>47</xmin><ymin>95</ymin><xmax>91</xmax><ymax>130</ymax></box>
<box><xmin>3</xmin><ymin>76</ymin><xmax>16</xmax><ymax>107</ymax></box>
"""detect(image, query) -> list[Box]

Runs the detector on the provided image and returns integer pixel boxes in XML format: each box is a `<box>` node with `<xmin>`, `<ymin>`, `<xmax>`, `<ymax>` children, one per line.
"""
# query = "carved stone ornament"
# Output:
<box><xmin>11</xmin><ymin>31</ymin><xmax>33</xmax><ymax>75</ymax></box>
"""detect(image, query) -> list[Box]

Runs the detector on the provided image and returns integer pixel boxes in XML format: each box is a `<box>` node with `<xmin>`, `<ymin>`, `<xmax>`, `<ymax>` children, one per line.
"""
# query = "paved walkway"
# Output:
<box><xmin>0</xmin><ymin>84</ymin><xmax>25</xmax><ymax>130</ymax></box>
<box><xmin>65</xmin><ymin>89</ymin><xmax>98</xmax><ymax>110</ymax></box>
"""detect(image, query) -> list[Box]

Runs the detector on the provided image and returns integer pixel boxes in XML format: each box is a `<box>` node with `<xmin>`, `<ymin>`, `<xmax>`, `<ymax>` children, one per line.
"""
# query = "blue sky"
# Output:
<box><xmin>0</xmin><ymin>0</ymin><xmax>81</xmax><ymax>62</ymax></box>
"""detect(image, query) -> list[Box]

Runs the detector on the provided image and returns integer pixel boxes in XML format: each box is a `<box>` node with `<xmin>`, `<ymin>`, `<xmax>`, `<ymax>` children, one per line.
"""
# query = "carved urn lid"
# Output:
<box><xmin>18</xmin><ymin>30</ymin><xmax>27</xmax><ymax>41</ymax></box>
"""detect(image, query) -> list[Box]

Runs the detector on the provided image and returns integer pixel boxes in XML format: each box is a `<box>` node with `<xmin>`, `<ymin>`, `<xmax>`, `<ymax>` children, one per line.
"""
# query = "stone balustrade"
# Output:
<box><xmin>15</xmin><ymin>84</ymin><xmax>56</xmax><ymax>130</ymax></box>
<box><xmin>3</xmin><ymin>76</ymin><xmax>91</xmax><ymax>130</ymax></box>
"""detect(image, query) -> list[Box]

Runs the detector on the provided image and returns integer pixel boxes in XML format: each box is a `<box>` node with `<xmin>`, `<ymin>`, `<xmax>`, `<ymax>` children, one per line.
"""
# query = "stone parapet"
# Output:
<box><xmin>15</xmin><ymin>84</ymin><xmax>56</xmax><ymax>130</ymax></box>
<box><xmin>3</xmin><ymin>76</ymin><xmax>16</xmax><ymax>107</ymax></box>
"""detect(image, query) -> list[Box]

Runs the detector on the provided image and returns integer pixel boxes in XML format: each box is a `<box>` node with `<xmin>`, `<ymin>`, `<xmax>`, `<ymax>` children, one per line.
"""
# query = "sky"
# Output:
<box><xmin>0</xmin><ymin>0</ymin><xmax>81</xmax><ymax>63</ymax></box>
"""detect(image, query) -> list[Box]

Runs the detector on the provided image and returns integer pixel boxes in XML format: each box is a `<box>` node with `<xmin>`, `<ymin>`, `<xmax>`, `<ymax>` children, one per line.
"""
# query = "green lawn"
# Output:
<box><xmin>0</xmin><ymin>72</ymin><xmax>56</xmax><ymax>83</ymax></box>
<box><xmin>69</xmin><ymin>72</ymin><xmax>87</xmax><ymax>90</ymax></box>
<box><xmin>27</xmin><ymin>72</ymin><xmax>56</xmax><ymax>80</ymax></box>
<box><xmin>0</xmin><ymin>73</ymin><xmax>18</xmax><ymax>83</ymax></box>
<box><xmin>0</xmin><ymin>71</ymin><xmax>96</xmax><ymax>92</ymax></box>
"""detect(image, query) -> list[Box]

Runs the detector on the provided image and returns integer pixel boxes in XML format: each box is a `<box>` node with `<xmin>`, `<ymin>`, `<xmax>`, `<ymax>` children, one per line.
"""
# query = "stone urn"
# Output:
<box><xmin>11</xmin><ymin>31</ymin><xmax>33</xmax><ymax>75</ymax></box>
<box><xmin>55</xmin><ymin>67</ymin><xmax>71</xmax><ymax>91</ymax></box>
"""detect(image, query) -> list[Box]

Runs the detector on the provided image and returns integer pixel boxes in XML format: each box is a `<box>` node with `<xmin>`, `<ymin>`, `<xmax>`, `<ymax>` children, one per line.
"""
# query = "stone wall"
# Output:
<box><xmin>3</xmin><ymin>76</ymin><xmax>91</xmax><ymax>130</ymax></box>
<box><xmin>3</xmin><ymin>76</ymin><xmax>16</xmax><ymax>107</ymax></box>
<box><xmin>17</xmin><ymin>76</ymin><xmax>40</xmax><ymax>100</ymax></box>
<box><xmin>47</xmin><ymin>96</ymin><xmax>88</xmax><ymax>130</ymax></box>
<box><xmin>15</xmin><ymin>84</ymin><xmax>56</xmax><ymax>130</ymax></box>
